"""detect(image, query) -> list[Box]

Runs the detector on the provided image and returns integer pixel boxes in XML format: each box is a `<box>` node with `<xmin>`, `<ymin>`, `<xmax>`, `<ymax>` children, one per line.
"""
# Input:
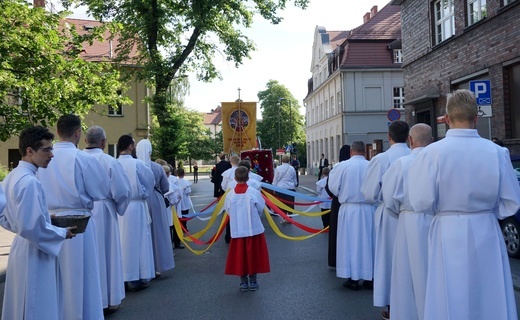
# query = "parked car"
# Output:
<box><xmin>500</xmin><ymin>155</ymin><xmax>520</xmax><ymax>258</ymax></box>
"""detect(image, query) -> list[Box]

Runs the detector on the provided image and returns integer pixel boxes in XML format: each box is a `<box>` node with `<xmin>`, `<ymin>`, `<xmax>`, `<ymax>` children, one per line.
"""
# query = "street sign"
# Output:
<box><xmin>469</xmin><ymin>80</ymin><xmax>492</xmax><ymax>105</ymax></box>
<box><xmin>276</xmin><ymin>148</ymin><xmax>285</xmax><ymax>156</ymax></box>
<box><xmin>387</xmin><ymin>108</ymin><xmax>401</xmax><ymax>121</ymax></box>
<box><xmin>469</xmin><ymin>80</ymin><xmax>492</xmax><ymax>117</ymax></box>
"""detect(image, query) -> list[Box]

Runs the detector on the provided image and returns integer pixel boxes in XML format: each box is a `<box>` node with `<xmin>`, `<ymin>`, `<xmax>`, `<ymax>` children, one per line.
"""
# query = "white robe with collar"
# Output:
<box><xmin>1</xmin><ymin>161</ymin><xmax>67</xmax><ymax>320</ymax></box>
<box><xmin>328</xmin><ymin>155</ymin><xmax>374</xmax><ymax>281</ymax></box>
<box><xmin>382</xmin><ymin>147</ymin><xmax>430</xmax><ymax>320</ymax></box>
<box><xmin>37</xmin><ymin>142</ymin><xmax>110</xmax><ymax>320</ymax></box>
<box><xmin>361</xmin><ymin>142</ymin><xmax>410</xmax><ymax>307</ymax></box>
<box><xmin>84</xmin><ymin>148</ymin><xmax>131</xmax><ymax>308</ymax></box>
<box><xmin>117</xmin><ymin>155</ymin><xmax>156</xmax><ymax>282</ymax></box>
<box><xmin>409</xmin><ymin>129</ymin><xmax>520</xmax><ymax>320</ymax></box>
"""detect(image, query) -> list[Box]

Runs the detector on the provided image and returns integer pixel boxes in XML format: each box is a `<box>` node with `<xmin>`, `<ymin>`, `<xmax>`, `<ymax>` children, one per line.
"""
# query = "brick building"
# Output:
<box><xmin>392</xmin><ymin>0</ymin><xmax>520</xmax><ymax>152</ymax></box>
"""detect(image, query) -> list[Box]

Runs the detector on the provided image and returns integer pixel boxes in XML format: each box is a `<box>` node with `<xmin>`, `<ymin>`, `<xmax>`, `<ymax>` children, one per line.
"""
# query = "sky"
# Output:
<box><xmin>63</xmin><ymin>0</ymin><xmax>393</xmax><ymax>115</ymax></box>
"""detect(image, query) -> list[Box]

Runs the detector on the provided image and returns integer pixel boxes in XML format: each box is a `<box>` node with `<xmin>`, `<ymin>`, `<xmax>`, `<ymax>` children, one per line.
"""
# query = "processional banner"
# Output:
<box><xmin>221</xmin><ymin>101</ymin><xmax>257</xmax><ymax>155</ymax></box>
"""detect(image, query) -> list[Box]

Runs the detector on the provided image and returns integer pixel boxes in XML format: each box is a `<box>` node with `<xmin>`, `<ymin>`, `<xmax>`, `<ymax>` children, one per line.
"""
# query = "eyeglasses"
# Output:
<box><xmin>37</xmin><ymin>147</ymin><xmax>54</xmax><ymax>153</ymax></box>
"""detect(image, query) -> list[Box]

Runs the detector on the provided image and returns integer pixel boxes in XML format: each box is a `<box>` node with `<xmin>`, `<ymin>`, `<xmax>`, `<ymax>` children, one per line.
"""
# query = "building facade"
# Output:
<box><xmin>392</xmin><ymin>0</ymin><xmax>520</xmax><ymax>153</ymax></box>
<box><xmin>304</xmin><ymin>3</ymin><xmax>404</xmax><ymax>172</ymax></box>
<box><xmin>0</xmin><ymin>17</ymin><xmax>151</xmax><ymax>168</ymax></box>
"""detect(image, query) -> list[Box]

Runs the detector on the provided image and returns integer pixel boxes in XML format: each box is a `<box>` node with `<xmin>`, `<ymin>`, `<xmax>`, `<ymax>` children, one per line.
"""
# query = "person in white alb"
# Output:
<box><xmin>381</xmin><ymin>123</ymin><xmax>432</xmax><ymax>320</ymax></box>
<box><xmin>272</xmin><ymin>154</ymin><xmax>298</xmax><ymax>223</ymax></box>
<box><xmin>136</xmin><ymin>139</ymin><xmax>175</xmax><ymax>276</ymax></box>
<box><xmin>316</xmin><ymin>167</ymin><xmax>331</xmax><ymax>228</ymax></box>
<box><xmin>221</xmin><ymin>155</ymin><xmax>240</xmax><ymax>241</ymax></box>
<box><xmin>361</xmin><ymin>120</ymin><xmax>410</xmax><ymax>320</ymax></box>
<box><xmin>1</xmin><ymin>126</ymin><xmax>75</xmax><ymax>320</ymax></box>
<box><xmin>409</xmin><ymin>89</ymin><xmax>520</xmax><ymax>320</ymax></box>
<box><xmin>84</xmin><ymin>126</ymin><xmax>131</xmax><ymax>314</ymax></box>
<box><xmin>328</xmin><ymin>141</ymin><xmax>374</xmax><ymax>291</ymax></box>
<box><xmin>37</xmin><ymin>115</ymin><xmax>110</xmax><ymax>320</ymax></box>
<box><xmin>116</xmin><ymin>135</ymin><xmax>156</xmax><ymax>292</ymax></box>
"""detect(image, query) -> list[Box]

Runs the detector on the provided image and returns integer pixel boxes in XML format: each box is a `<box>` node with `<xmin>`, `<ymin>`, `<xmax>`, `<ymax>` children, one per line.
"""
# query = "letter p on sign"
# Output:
<box><xmin>469</xmin><ymin>80</ymin><xmax>492</xmax><ymax>105</ymax></box>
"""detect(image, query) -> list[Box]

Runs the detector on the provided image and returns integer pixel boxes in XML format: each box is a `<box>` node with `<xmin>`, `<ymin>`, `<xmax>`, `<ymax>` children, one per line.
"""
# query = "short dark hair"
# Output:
<box><xmin>117</xmin><ymin>135</ymin><xmax>134</xmax><ymax>153</ymax></box>
<box><xmin>388</xmin><ymin>120</ymin><xmax>409</xmax><ymax>143</ymax></box>
<box><xmin>177</xmin><ymin>167</ymin><xmax>185</xmax><ymax>177</ymax></box>
<box><xmin>235</xmin><ymin>166</ymin><xmax>249</xmax><ymax>182</ymax></box>
<box><xmin>238</xmin><ymin>159</ymin><xmax>251</xmax><ymax>170</ymax></box>
<box><xmin>19</xmin><ymin>126</ymin><xmax>54</xmax><ymax>156</ymax></box>
<box><xmin>57</xmin><ymin>114</ymin><xmax>81</xmax><ymax>138</ymax></box>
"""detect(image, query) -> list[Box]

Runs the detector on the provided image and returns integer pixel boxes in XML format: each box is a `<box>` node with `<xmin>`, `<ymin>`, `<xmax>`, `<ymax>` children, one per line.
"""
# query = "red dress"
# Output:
<box><xmin>224</xmin><ymin>184</ymin><xmax>270</xmax><ymax>276</ymax></box>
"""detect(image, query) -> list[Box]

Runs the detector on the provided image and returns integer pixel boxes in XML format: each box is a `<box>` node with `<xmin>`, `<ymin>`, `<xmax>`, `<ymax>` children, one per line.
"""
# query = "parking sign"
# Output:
<box><xmin>469</xmin><ymin>80</ymin><xmax>492</xmax><ymax>105</ymax></box>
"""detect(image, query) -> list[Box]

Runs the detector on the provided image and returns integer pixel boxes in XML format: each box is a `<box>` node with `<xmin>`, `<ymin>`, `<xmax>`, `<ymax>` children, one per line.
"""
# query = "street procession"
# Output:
<box><xmin>1</xmin><ymin>0</ymin><xmax>520</xmax><ymax>319</ymax></box>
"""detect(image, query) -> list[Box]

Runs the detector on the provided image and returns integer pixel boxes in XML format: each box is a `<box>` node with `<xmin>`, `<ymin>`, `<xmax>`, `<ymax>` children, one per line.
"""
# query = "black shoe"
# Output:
<box><xmin>363</xmin><ymin>280</ymin><xmax>373</xmax><ymax>290</ymax></box>
<box><xmin>225</xmin><ymin>235</ymin><xmax>231</xmax><ymax>244</ymax></box>
<box><xmin>127</xmin><ymin>281</ymin><xmax>149</xmax><ymax>292</ymax></box>
<box><xmin>174</xmin><ymin>244</ymin><xmax>185</xmax><ymax>249</ymax></box>
<box><xmin>103</xmin><ymin>305</ymin><xmax>119</xmax><ymax>315</ymax></box>
<box><xmin>343</xmin><ymin>279</ymin><xmax>360</xmax><ymax>291</ymax></box>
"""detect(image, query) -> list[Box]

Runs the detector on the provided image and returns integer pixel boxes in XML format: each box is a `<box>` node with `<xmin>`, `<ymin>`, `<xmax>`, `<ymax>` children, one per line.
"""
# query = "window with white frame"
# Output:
<box><xmin>394</xmin><ymin>49</ymin><xmax>403</xmax><ymax>63</ymax></box>
<box><xmin>108</xmin><ymin>144</ymin><xmax>118</xmax><ymax>157</ymax></box>
<box><xmin>434</xmin><ymin>0</ymin><xmax>455</xmax><ymax>45</ymax></box>
<box><xmin>393</xmin><ymin>87</ymin><xmax>405</xmax><ymax>108</ymax></box>
<box><xmin>468</xmin><ymin>0</ymin><xmax>487</xmax><ymax>25</ymax></box>
<box><xmin>108</xmin><ymin>89</ymin><xmax>123</xmax><ymax>116</ymax></box>
<box><xmin>331</xmin><ymin>96</ymin><xmax>335</xmax><ymax>115</ymax></box>
<box><xmin>325</xmin><ymin>100</ymin><xmax>329</xmax><ymax>119</ymax></box>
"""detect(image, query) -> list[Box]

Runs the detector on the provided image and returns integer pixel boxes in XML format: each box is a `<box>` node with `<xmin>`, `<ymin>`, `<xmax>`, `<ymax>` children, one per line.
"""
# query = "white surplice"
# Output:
<box><xmin>382</xmin><ymin>147</ymin><xmax>430</xmax><ymax>320</ymax></box>
<box><xmin>117</xmin><ymin>155</ymin><xmax>156</xmax><ymax>282</ymax></box>
<box><xmin>221</xmin><ymin>166</ymin><xmax>238</xmax><ymax>192</ymax></box>
<box><xmin>0</xmin><ymin>161</ymin><xmax>67</xmax><ymax>320</ymax></box>
<box><xmin>165</xmin><ymin>181</ymin><xmax>182</xmax><ymax>226</ymax></box>
<box><xmin>316</xmin><ymin>177</ymin><xmax>331</xmax><ymax>210</ymax></box>
<box><xmin>409</xmin><ymin>129</ymin><xmax>520</xmax><ymax>320</ymax></box>
<box><xmin>328</xmin><ymin>155</ymin><xmax>374</xmax><ymax>281</ymax></box>
<box><xmin>361</xmin><ymin>142</ymin><xmax>410</xmax><ymax>307</ymax></box>
<box><xmin>84</xmin><ymin>148</ymin><xmax>131</xmax><ymax>308</ymax></box>
<box><xmin>37</xmin><ymin>142</ymin><xmax>110</xmax><ymax>320</ymax></box>
<box><xmin>177</xmin><ymin>177</ymin><xmax>193</xmax><ymax>212</ymax></box>
<box><xmin>224</xmin><ymin>187</ymin><xmax>265</xmax><ymax>238</ymax></box>
<box><xmin>148</xmin><ymin>162</ymin><xmax>175</xmax><ymax>273</ymax></box>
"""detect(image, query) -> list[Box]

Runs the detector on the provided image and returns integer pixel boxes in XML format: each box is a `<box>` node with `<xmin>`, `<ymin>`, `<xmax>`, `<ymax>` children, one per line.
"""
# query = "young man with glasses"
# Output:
<box><xmin>1</xmin><ymin>126</ymin><xmax>76</xmax><ymax>319</ymax></box>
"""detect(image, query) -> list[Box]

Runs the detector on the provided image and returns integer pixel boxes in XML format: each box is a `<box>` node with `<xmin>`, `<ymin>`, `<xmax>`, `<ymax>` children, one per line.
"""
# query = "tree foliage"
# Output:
<box><xmin>0</xmin><ymin>0</ymin><xmax>127</xmax><ymax>141</ymax></box>
<box><xmin>61</xmin><ymin>0</ymin><xmax>309</xmax><ymax>161</ymax></box>
<box><xmin>257</xmin><ymin>79</ymin><xmax>305</xmax><ymax>155</ymax></box>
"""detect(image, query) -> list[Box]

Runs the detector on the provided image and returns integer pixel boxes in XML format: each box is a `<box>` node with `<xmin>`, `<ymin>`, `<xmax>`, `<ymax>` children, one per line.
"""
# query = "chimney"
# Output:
<box><xmin>363</xmin><ymin>12</ymin><xmax>371</xmax><ymax>23</ymax></box>
<box><xmin>371</xmin><ymin>6</ymin><xmax>378</xmax><ymax>18</ymax></box>
<box><xmin>34</xmin><ymin>0</ymin><xmax>45</xmax><ymax>8</ymax></box>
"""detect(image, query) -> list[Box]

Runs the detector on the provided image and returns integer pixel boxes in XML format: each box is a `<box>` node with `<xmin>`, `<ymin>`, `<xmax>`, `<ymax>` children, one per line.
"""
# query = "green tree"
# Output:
<box><xmin>0</xmin><ymin>0</ymin><xmax>127</xmax><ymax>141</ymax></box>
<box><xmin>61</xmin><ymin>0</ymin><xmax>309</xmax><ymax>162</ymax></box>
<box><xmin>257</xmin><ymin>79</ymin><xmax>305</xmax><ymax>155</ymax></box>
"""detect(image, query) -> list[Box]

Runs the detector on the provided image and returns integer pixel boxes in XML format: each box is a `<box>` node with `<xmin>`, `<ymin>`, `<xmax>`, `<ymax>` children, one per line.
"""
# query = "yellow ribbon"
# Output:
<box><xmin>261</xmin><ymin>190</ymin><xmax>330</xmax><ymax>217</ymax></box>
<box><xmin>263</xmin><ymin>207</ymin><xmax>328</xmax><ymax>240</ymax></box>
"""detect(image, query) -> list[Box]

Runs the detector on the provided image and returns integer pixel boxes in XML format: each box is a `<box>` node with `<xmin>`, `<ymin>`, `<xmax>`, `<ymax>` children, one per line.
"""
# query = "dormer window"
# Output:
<box><xmin>394</xmin><ymin>49</ymin><xmax>403</xmax><ymax>63</ymax></box>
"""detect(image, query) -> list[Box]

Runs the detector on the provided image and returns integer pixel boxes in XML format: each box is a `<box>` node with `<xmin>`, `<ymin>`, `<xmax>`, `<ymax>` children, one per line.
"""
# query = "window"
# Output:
<box><xmin>108</xmin><ymin>90</ymin><xmax>123</xmax><ymax>116</ymax></box>
<box><xmin>434</xmin><ymin>0</ymin><xmax>455</xmax><ymax>45</ymax></box>
<box><xmin>468</xmin><ymin>0</ymin><xmax>487</xmax><ymax>25</ymax></box>
<box><xmin>504</xmin><ymin>0</ymin><xmax>517</xmax><ymax>5</ymax></box>
<box><xmin>108</xmin><ymin>144</ymin><xmax>118</xmax><ymax>157</ymax></box>
<box><xmin>393</xmin><ymin>87</ymin><xmax>405</xmax><ymax>108</ymax></box>
<box><xmin>394</xmin><ymin>49</ymin><xmax>403</xmax><ymax>63</ymax></box>
<box><xmin>331</xmin><ymin>96</ymin><xmax>335</xmax><ymax>116</ymax></box>
<box><xmin>325</xmin><ymin>100</ymin><xmax>329</xmax><ymax>119</ymax></box>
